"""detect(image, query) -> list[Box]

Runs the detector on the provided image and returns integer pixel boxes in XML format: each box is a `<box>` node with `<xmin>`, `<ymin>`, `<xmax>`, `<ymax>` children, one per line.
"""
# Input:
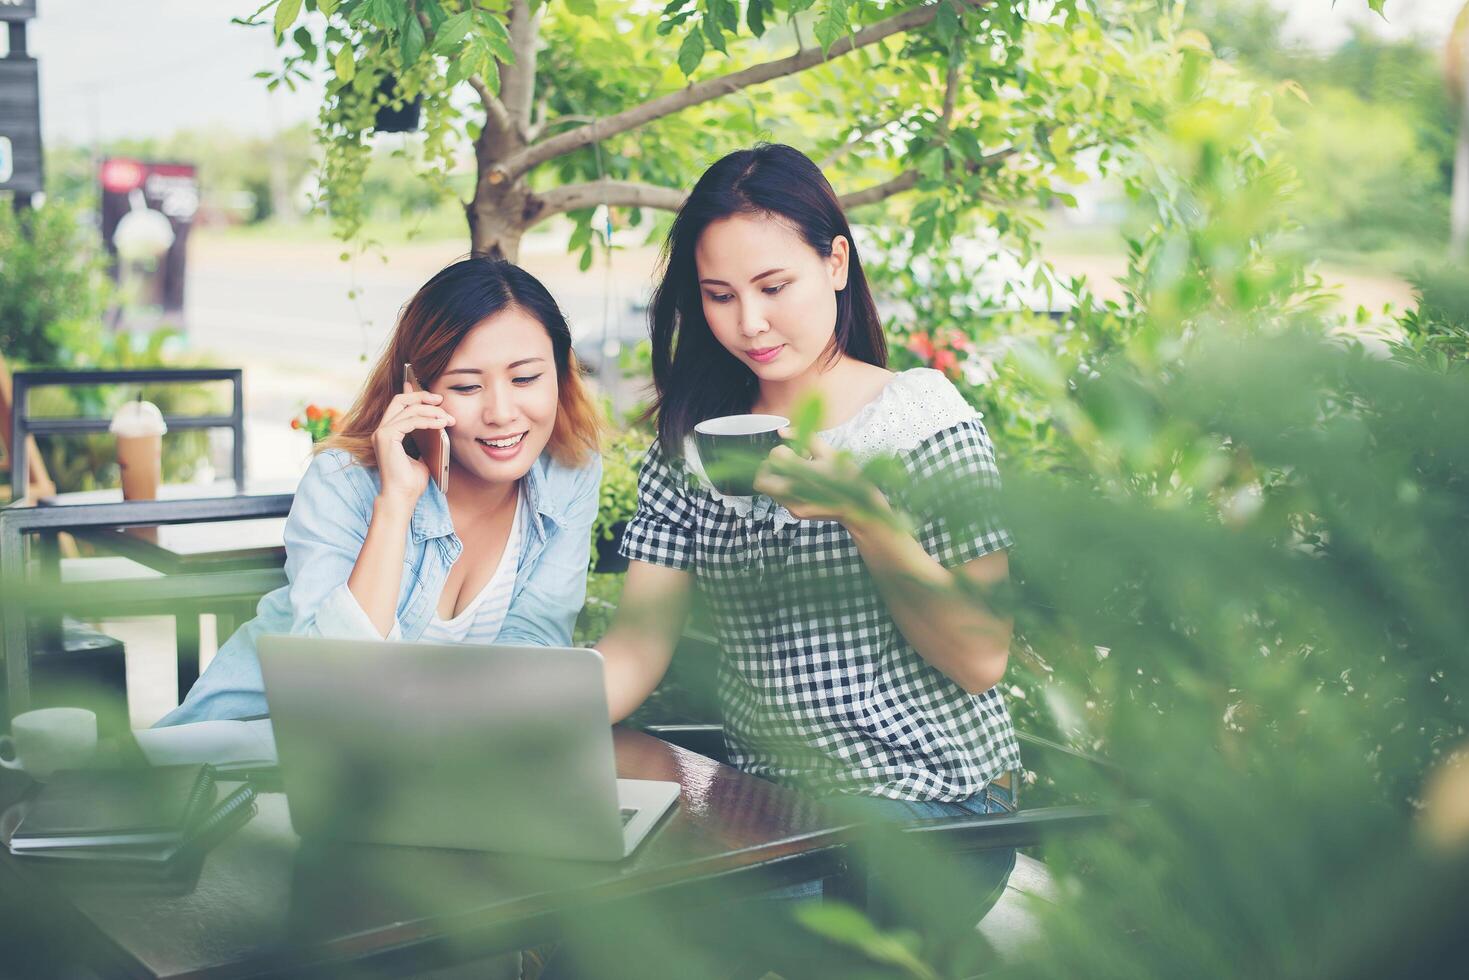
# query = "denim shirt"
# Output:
<box><xmin>159</xmin><ymin>446</ymin><xmax>601</xmax><ymax>725</ymax></box>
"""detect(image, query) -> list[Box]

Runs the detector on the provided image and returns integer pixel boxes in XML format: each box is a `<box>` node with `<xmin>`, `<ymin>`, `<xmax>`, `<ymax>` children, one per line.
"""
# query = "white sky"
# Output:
<box><xmin>30</xmin><ymin>1</ymin><xmax>325</xmax><ymax>144</ymax></box>
<box><xmin>1282</xmin><ymin>0</ymin><xmax>1463</xmax><ymax>48</ymax></box>
<box><xmin>21</xmin><ymin>0</ymin><xmax>1469</xmax><ymax>146</ymax></box>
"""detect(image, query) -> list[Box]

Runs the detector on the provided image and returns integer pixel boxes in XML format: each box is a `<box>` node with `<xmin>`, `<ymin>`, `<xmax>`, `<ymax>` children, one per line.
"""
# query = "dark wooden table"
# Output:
<box><xmin>0</xmin><ymin>729</ymin><xmax>851</xmax><ymax>979</ymax></box>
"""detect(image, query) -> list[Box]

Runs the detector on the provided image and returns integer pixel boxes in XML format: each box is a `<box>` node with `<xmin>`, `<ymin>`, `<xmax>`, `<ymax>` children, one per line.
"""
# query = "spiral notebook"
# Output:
<box><xmin>10</xmin><ymin>764</ymin><xmax>234</xmax><ymax>851</ymax></box>
<box><xmin>10</xmin><ymin>783</ymin><xmax>257</xmax><ymax>877</ymax></box>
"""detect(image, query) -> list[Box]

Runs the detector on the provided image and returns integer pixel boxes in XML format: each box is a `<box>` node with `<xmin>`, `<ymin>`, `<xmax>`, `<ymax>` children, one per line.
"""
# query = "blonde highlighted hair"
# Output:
<box><xmin>322</xmin><ymin>256</ymin><xmax>602</xmax><ymax>468</ymax></box>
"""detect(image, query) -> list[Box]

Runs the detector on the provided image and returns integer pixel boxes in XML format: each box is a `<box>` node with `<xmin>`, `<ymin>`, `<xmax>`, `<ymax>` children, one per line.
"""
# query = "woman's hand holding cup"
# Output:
<box><xmin>373</xmin><ymin>383</ymin><xmax>455</xmax><ymax>511</ymax></box>
<box><xmin>756</xmin><ymin>430</ymin><xmax>894</xmax><ymax>527</ymax></box>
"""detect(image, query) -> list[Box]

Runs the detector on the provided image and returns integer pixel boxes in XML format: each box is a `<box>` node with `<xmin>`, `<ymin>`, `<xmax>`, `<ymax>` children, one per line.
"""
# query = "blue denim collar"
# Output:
<box><xmin>409</xmin><ymin>454</ymin><xmax>564</xmax><ymax>544</ymax></box>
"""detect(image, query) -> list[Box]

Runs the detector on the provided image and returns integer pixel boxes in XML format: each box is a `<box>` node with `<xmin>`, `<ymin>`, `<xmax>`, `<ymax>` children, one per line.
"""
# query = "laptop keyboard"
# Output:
<box><xmin>620</xmin><ymin>807</ymin><xmax>639</xmax><ymax>826</ymax></box>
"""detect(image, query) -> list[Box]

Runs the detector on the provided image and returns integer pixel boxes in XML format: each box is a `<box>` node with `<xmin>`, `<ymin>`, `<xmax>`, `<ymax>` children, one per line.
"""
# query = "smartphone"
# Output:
<box><xmin>403</xmin><ymin>363</ymin><xmax>450</xmax><ymax>494</ymax></box>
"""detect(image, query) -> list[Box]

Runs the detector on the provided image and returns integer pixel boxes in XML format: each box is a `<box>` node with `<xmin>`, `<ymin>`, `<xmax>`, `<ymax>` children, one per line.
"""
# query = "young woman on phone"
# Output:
<box><xmin>162</xmin><ymin>257</ymin><xmax>602</xmax><ymax>725</ymax></box>
<box><xmin>594</xmin><ymin>144</ymin><xmax>1021</xmax><ymax>920</ymax></box>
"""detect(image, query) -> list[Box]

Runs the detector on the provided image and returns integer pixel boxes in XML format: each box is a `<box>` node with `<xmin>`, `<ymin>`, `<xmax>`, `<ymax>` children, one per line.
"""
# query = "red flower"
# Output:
<box><xmin>933</xmin><ymin>349</ymin><xmax>959</xmax><ymax>378</ymax></box>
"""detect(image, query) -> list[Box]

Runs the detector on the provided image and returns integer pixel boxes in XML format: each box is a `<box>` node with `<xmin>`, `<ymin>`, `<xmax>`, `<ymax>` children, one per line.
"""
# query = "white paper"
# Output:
<box><xmin>133</xmin><ymin>719</ymin><xmax>277</xmax><ymax>770</ymax></box>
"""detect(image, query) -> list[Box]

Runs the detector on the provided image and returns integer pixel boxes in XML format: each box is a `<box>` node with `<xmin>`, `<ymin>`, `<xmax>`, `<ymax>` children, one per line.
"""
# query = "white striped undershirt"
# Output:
<box><xmin>419</xmin><ymin>488</ymin><xmax>524</xmax><ymax>645</ymax></box>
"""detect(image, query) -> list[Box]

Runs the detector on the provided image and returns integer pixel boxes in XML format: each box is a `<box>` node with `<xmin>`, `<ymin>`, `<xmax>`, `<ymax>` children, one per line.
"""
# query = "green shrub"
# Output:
<box><xmin>0</xmin><ymin>202</ymin><xmax>113</xmax><ymax>366</ymax></box>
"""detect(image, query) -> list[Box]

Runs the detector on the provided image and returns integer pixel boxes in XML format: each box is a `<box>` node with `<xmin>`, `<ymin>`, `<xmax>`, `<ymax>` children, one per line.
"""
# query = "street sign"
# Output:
<box><xmin>100</xmin><ymin>159</ymin><xmax>199</xmax><ymax>315</ymax></box>
<box><xmin>0</xmin><ymin>57</ymin><xmax>42</xmax><ymax>194</ymax></box>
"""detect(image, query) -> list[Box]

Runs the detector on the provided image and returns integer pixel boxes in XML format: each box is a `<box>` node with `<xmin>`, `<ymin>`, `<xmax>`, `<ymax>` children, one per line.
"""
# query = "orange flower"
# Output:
<box><xmin>305</xmin><ymin>404</ymin><xmax>322</xmax><ymax>422</ymax></box>
<box><xmin>290</xmin><ymin>418</ymin><xmax>300</xmax><ymax>430</ymax></box>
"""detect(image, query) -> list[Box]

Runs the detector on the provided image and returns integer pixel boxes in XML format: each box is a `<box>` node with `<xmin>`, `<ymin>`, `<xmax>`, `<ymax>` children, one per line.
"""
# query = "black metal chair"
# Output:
<box><xmin>7</xmin><ymin>367</ymin><xmax>247</xmax><ymax>501</ymax></box>
<box><xmin>3</xmin><ymin>368</ymin><xmax>250</xmax><ymax>724</ymax></box>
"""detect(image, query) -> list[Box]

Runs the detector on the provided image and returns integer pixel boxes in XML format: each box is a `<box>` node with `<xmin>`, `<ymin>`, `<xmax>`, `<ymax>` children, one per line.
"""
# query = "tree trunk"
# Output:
<box><xmin>465</xmin><ymin>164</ymin><xmax>537</xmax><ymax>262</ymax></box>
<box><xmin>465</xmin><ymin>199</ymin><xmax>526</xmax><ymax>263</ymax></box>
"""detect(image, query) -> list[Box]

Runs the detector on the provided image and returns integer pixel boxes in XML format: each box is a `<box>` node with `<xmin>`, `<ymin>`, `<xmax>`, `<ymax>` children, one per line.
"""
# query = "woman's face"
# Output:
<box><xmin>694</xmin><ymin>213</ymin><xmax>849</xmax><ymax>386</ymax></box>
<box><xmin>430</xmin><ymin>306</ymin><xmax>559</xmax><ymax>487</ymax></box>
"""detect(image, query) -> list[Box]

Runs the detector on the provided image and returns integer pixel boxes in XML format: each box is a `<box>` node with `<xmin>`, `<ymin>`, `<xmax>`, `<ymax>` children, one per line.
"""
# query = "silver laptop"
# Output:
<box><xmin>256</xmin><ymin>637</ymin><xmax>679</xmax><ymax>861</ymax></box>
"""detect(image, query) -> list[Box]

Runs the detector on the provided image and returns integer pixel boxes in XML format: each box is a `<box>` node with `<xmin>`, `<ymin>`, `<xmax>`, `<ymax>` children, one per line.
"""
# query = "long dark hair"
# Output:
<box><xmin>646</xmin><ymin>143</ymin><xmax>886</xmax><ymax>454</ymax></box>
<box><xmin>324</xmin><ymin>256</ymin><xmax>601</xmax><ymax>467</ymax></box>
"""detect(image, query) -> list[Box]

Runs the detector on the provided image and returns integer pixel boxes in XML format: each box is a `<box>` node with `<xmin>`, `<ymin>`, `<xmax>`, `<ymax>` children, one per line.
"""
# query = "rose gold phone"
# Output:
<box><xmin>403</xmin><ymin>363</ymin><xmax>450</xmax><ymax>494</ymax></box>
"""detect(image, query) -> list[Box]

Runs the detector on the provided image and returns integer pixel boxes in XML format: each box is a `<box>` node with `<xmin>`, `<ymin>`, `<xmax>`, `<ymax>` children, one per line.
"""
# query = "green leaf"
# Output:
<box><xmin>746</xmin><ymin>0</ymin><xmax>768</xmax><ymax>37</ymax></box>
<box><xmin>471</xmin><ymin>32</ymin><xmax>514</xmax><ymax>69</ymax></box>
<box><xmin>566</xmin><ymin>0</ymin><xmax>598</xmax><ymax>16</ymax></box>
<box><xmin>702</xmin><ymin>13</ymin><xmax>727</xmax><ymax>54</ymax></box>
<box><xmin>935</xmin><ymin>0</ymin><xmax>959</xmax><ymax>48</ymax></box>
<box><xmin>479</xmin><ymin>10</ymin><xmax>513</xmax><ymax>43</ymax></box>
<box><xmin>400</xmin><ymin>13</ymin><xmax>426</xmax><ymax>64</ymax></box>
<box><xmin>477</xmin><ymin>13</ymin><xmax>516</xmax><ymax>62</ymax></box>
<box><xmin>358</xmin><ymin>0</ymin><xmax>395</xmax><ymax>28</ymax></box>
<box><xmin>318</xmin><ymin>0</ymin><xmax>339</xmax><ymax>14</ymax></box>
<box><xmin>431</xmin><ymin>10</ymin><xmax>474</xmax><ymax>54</ymax></box>
<box><xmin>569</xmin><ymin>219</ymin><xmax>593</xmax><ymax>251</ymax></box>
<box><xmin>333</xmin><ymin>44</ymin><xmax>356</xmax><ymax>82</ymax></box>
<box><xmin>293</xmin><ymin>25</ymin><xmax>317</xmax><ymax>60</ymax></box>
<box><xmin>813</xmin><ymin>0</ymin><xmax>850</xmax><ymax>55</ymax></box>
<box><xmin>912</xmin><ymin>217</ymin><xmax>935</xmax><ymax>254</ymax></box>
<box><xmin>789</xmin><ymin>392</ymin><xmax>824</xmax><ymax>449</ymax></box>
<box><xmin>578</xmin><ymin>245</ymin><xmax>594</xmax><ymax>272</ymax></box>
<box><xmin>274</xmin><ymin>0</ymin><xmax>303</xmax><ymax>38</ymax></box>
<box><xmin>714</xmin><ymin>0</ymin><xmax>737</xmax><ymax>32</ymax></box>
<box><xmin>788</xmin><ymin>0</ymin><xmax>817</xmax><ymax>12</ymax></box>
<box><xmin>446</xmin><ymin>55</ymin><xmax>473</xmax><ymax>87</ymax></box>
<box><xmin>677</xmin><ymin>28</ymin><xmax>705</xmax><ymax>76</ymax></box>
<box><xmin>918</xmin><ymin>146</ymin><xmax>947</xmax><ymax>182</ymax></box>
<box><xmin>794</xmin><ymin>903</ymin><xmax>939</xmax><ymax>980</ymax></box>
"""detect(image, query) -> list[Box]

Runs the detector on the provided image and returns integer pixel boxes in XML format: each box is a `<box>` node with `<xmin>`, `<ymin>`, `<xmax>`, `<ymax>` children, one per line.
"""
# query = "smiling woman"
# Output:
<box><xmin>159</xmin><ymin>257</ymin><xmax>604</xmax><ymax>726</ymax></box>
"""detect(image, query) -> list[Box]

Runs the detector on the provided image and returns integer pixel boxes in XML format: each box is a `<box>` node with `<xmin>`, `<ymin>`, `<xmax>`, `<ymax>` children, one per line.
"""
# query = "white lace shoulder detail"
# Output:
<box><xmin>823</xmin><ymin>368</ymin><xmax>978</xmax><ymax>461</ymax></box>
<box><xmin>683</xmin><ymin>368</ymin><xmax>981</xmax><ymax>527</ymax></box>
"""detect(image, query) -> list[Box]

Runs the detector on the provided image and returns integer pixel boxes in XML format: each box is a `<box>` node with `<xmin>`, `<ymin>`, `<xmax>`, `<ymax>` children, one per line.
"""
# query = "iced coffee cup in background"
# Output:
<box><xmin>110</xmin><ymin>399</ymin><xmax>167</xmax><ymax>501</ymax></box>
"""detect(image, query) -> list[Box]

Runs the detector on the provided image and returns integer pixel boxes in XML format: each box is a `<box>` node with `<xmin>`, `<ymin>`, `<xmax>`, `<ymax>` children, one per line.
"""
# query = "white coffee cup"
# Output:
<box><xmin>0</xmin><ymin>708</ymin><xmax>98</xmax><ymax>779</ymax></box>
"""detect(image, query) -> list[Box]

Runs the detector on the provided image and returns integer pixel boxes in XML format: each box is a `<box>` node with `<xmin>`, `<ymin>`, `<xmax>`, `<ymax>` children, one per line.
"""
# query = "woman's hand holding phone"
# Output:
<box><xmin>373</xmin><ymin>383</ymin><xmax>455</xmax><ymax>510</ymax></box>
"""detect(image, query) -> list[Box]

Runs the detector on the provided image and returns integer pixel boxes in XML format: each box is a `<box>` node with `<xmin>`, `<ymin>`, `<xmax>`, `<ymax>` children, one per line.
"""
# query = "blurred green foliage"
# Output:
<box><xmin>0</xmin><ymin>201</ymin><xmax>113</xmax><ymax>366</ymax></box>
<box><xmin>1189</xmin><ymin>1</ymin><xmax>1454</xmax><ymax>261</ymax></box>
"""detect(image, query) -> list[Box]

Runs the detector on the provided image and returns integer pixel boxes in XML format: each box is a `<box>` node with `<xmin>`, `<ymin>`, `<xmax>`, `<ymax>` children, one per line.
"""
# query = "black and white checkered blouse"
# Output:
<box><xmin>620</xmin><ymin>369</ymin><xmax>1023</xmax><ymax>800</ymax></box>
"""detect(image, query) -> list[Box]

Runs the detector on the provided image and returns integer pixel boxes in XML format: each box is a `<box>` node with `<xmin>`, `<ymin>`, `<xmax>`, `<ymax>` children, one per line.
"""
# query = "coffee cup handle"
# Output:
<box><xmin>0</xmin><ymin>734</ymin><xmax>21</xmax><ymax>770</ymax></box>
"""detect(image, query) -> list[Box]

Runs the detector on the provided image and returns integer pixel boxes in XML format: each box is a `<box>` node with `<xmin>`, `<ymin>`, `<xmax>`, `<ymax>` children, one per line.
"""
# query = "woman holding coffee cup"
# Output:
<box><xmin>594</xmin><ymin>144</ymin><xmax>1020</xmax><ymax>922</ymax></box>
<box><xmin>161</xmin><ymin>257</ymin><xmax>602</xmax><ymax>725</ymax></box>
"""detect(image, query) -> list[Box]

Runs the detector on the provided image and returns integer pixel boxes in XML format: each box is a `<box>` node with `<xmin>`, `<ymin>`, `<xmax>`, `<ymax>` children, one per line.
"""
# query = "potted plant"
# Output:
<box><xmin>591</xmin><ymin>428</ymin><xmax>649</xmax><ymax>573</ymax></box>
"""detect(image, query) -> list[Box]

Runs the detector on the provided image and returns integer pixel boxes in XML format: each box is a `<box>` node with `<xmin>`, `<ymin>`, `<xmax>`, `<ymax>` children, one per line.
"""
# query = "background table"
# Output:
<box><xmin>1</xmin><ymin>492</ymin><xmax>294</xmax><ymax>718</ymax></box>
<box><xmin>0</xmin><ymin>728</ymin><xmax>852</xmax><ymax>979</ymax></box>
